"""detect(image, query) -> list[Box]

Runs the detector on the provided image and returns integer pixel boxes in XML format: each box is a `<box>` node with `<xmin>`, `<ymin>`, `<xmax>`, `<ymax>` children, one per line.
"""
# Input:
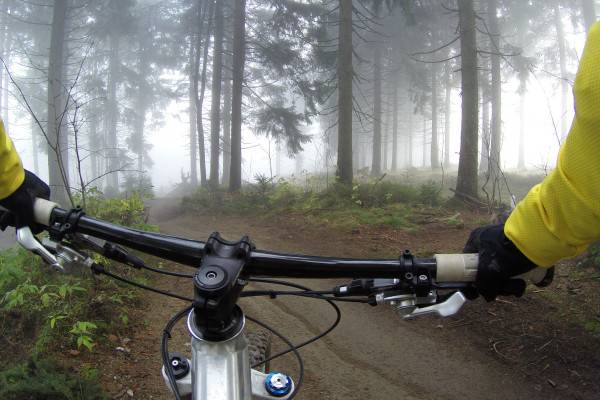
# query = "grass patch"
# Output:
<box><xmin>182</xmin><ymin>177</ymin><xmax>443</xmax><ymax>231</ymax></box>
<box><xmin>310</xmin><ymin>204</ymin><xmax>414</xmax><ymax>231</ymax></box>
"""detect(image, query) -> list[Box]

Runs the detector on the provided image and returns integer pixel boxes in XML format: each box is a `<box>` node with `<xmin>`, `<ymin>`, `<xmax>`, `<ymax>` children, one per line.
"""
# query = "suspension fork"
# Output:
<box><xmin>162</xmin><ymin>309</ymin><xmax>294</xmax><ymax>399</ymax></box>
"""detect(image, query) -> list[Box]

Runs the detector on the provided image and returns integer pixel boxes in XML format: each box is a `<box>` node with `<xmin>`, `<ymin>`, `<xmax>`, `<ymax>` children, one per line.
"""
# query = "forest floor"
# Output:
<box><xmin>85</xmin><ymin>197</ymin><xmax>600</xmax><ymax>400</ymax></box>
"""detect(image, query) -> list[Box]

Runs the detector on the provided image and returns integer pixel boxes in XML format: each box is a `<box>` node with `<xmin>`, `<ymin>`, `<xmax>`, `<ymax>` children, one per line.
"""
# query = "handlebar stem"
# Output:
<box><xmin>191</xmin><ymin>233</ymin><xmax>253</xmax><ymax>341</ymax></box>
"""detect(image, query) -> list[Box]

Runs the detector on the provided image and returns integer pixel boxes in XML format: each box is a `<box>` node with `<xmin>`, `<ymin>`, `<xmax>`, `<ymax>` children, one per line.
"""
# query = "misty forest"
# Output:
<box><xmin>1</xmin><ymin>1</ymin><xmax>600</xmax><ymax>399</ymax></box>
<box><xmin>1</xmin><ymin>0</ymin><xmax>589</xmax><ymax>205</ymax></box>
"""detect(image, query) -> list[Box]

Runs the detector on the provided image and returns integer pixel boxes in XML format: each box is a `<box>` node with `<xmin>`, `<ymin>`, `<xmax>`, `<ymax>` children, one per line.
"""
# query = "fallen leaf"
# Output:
<box><xmin>116</xmin><ymin>346</ymin><xmax>131</xmax><ymax>354</ymax></box>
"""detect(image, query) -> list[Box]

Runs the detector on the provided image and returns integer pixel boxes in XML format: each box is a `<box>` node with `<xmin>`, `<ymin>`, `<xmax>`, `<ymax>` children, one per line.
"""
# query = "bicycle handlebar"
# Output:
<box><xmin>17</xmin><ymin>198</ymin><xmax>549</xmax><ymax>284</ymax></box>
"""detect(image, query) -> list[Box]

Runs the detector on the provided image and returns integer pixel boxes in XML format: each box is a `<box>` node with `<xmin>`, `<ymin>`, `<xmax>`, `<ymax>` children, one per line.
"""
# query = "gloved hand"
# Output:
<box><xmin>463</xmin><ymin>223</ymin><xmax>537</xmax><ymax>301</ymax></box>
<box><xmin>0</xmin><ymin>170</ymin><xmax>50</xmax><ymax>233</ymax></box>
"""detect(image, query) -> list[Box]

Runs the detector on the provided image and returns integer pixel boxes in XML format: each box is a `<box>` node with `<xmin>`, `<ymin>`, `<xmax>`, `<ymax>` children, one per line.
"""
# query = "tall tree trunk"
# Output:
<box><xmin>408</xmin><ymin>109</ymin><xmax>413</xmax><ymax>167</ymax></box>
<box><xmin>516</xmin><ymin>26</ymin><xmax>527</xmax><ymax>170</ymax></box>
<box><xmin>47</xmin><ymin>0</ymin><xmax>70</xmax><ymax>205</ymax></box>
<box><xmin>352</xmin><ymin>120</ymin><xmax>359</xmax><ymax>171</ymax></box>
<box><xmin>431</xmin><ymin>63</ymin><xmax>439</xmax><ymax>169</ymax></box>
<box><xmin>188</xmin><ymin>38</ymin><xmax>198</xmax><ymax>186</ymax></box>
<box><xmin>2</xmin><ymin>41</ymin><xmax>7</xmax><ymax>126</ymax></box>
<box><xmin>359</xmin><ymin>132</ymin><xmax>367</xmax><ymax>170</ymax></box>
<box><xmin>480</xmin><ymin>95</ymin><xmax>490</xmax><ymax>172</ymax></box>
<box><xmin>371</xmin><ymin>42</ymin><xmax>382</xmax><ymax>177</ymax></box>
<box><xmin>106</xmin><ymin>32</ymin><xmax>120</xmax><ymax>193</ymax></box>
<box><xmin>479</xmin><ymin>37</ymin><xmax>490</xmax><ymax>174</ymax></box>
<box><xmin>0</xmin><ymin>0</ymin><xmax>6</xmax><ymax>115</ymax></box>
<box><xmin>518</xmin><ymin>82</ymin><xmax>526</xmax><ymax>169</ymax></box>
<box><xmin>229</xmin><ymin>0</ymin><xmax>246</xmax><ymax>191</ymax></box>
<box><xmin>422</xmin><ymin>116</ymin><xmax>427</xmax><ymax>167</ymax></box>
<box><xmin>31</xmin><ymin>118</ymin><xmax>39</xmax><ymax>175</ymax></box>
<box><xmin>444</xmin><ymin>63</ymin><xmax>451</xmax><ymax>167</ymax></box>
<box><xmin>337</xmin><ymin>0</ymin><xmax>353</xmax><ymax>184</ymax></box>
<box><xmin>134</xmin><ymin>41</ymin><xmax>149</xmax><ymax>178</ymax></box>
<box><xmin>488</xmin><ymin>0</ymin><xmax>502</xmax><ymax>181</ymax></box>
<box><xmin>391</xmin><ymin>74</ymin><xmax>398</xmax><ymax>171</ymax></box>
<box><xmin>275</xmin><ymin>139</ymin><xmax>281</xmax><ymax>176</ymax></box>
<box><xmin>455</xmin><ymin>0</ymin><xmax>479</xmax><ymax>200</ymax></box>
<box><xmin>221</xmin><ymin>39</ymin><xmax>232</xmax><ymax>186</ymax></box>
<box><xmin>196</xmin><ymin>0</ymin><xmax>213</xmax><ymax>187</ymax></box>
<box><xmin>295</xmin><ymin>151</ymin><xmax>303</xmax><ymax>175</ymax></box>
<box><xmin>88</xmin><ymin>58</ymin><xmax>99</xmax><ymax>182</ymax></box>
<box><xmin>2</xmin><ymin>12</ymin><xmax>9</xmax><ymax>130</ymax></box>
<box><xmin>209</xmin><ymin>0</ymin><xmax>224</xmax><ymax>188</ymax></box>
<box><xmin>383</xmin><ymin>94</ymin><xmax>390</xmax><ymax>171</ymax></box>
<box><xmin>89</xmin><ymin>108</ymin><xmax>98</xmax><ymax>180</ymax></box>
<box><xmin>554</xmin><ymin>5</ymin><xmax>568</xmax><ymax>141</ymax></box>
<box><xmin>582</xmin><ymin>0</ymin><xmax>596</xmax><ymax>32</ymax></box>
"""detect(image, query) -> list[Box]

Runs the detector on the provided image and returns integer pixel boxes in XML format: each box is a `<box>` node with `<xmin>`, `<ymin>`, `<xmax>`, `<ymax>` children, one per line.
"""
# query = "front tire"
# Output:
<box><xmin>246</xmin><ymin>330</ymin><xmax>271</xmax><ymax>373</ymax></box>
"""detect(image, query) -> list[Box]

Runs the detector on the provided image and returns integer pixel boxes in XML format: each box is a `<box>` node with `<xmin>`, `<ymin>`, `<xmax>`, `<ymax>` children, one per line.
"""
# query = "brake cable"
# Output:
<box><xmin>161</xmin><ymin>305</ymin><xmax>193</xmax><ymax>400</ymax></box>
<box><xmin>242</xmin><ymin>290</ymin><xmax>371</xmax><ymax>303</ymax></box>
<box><xmin>245</xmin><ymin>278</ymin><xmax>344</xmax><ymax>366</ymax></box>
<box><xmin>91</xmin><ymin>263</ymin><xmax>194</xmax><ymax>302</ymax></box>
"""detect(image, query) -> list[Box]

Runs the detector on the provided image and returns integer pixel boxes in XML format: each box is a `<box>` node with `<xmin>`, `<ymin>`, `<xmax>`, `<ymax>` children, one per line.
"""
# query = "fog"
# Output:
<box><xmin>1</xmin><ymin>0</ymin><xmax>593</xmax><ymax>202</ymax></box>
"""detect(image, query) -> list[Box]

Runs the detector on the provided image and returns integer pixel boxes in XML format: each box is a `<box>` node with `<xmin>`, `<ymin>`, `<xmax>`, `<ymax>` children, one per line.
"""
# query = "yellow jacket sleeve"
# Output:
<box><xmin>0</xmin><ymin>119</ymin><xmax>24</xmax><ymax>200</ymax></box>
<box><xmin>505</xmin><ymin>22</ymin><xmax>600</xmax><ymax>267</ymax></box>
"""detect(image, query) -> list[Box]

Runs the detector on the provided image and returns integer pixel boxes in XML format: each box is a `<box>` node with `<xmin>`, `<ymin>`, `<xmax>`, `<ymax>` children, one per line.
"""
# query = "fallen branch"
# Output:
<box><xmin>449</xmin><ymin>188</ymin><xmax>487</xmax><ymax>207</ymax></box>
<box><xmin>491</xmin><ymin>340</ymin><xmax>517</xmax><ymax>362</ymax></box>
<box><xmin>535</xmin><ymin>339</ymin><xmax>553</xmax><ymax>353</ymax></box>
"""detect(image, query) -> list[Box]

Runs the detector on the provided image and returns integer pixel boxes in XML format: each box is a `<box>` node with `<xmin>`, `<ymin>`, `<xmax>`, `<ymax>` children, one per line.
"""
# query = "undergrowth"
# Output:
<box><xmin>587</xmin><ymin>242</ymin><xmax>600</xmax><ymax>270</ymax></box>
<box><xmin>0</xmin><ymin>190</ymin><xmax>155</xmax><ymax>396</ymax></box>
<box><xmin>0</xmin><ymin>358</ymin><xmax>106</xmax><ymax>400</ymax></box>
<box><xmin>76</xmin><ymin>189</ymin><xmax>157</xmax><ymax>231</ymax></box>
<box><xmin>182</xmin><ymin>177</ymin><xmax>443</xmax><ymax>230</ymax></box>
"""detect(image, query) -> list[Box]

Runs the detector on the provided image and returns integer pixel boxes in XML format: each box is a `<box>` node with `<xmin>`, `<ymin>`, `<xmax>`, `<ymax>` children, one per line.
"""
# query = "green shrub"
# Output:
<box><xmin>0</xmin><ymin>358</ymin><xmax>106</xmax><ymax>400</ymax></box>
<box><xmin>0</xmin><ymin>254</ymin><xmax>106</xmax><ymax>355</ymax></box>
<box><xmin>75</xmin><ymin>189</ymin><xmax>157</xmax><ymax>231</ymax></box>
<box><xmin>0</xmin><ymin>247</ymin><xmax>31</xmax><ymax>293</ymax></box>
<box><xmin>318</xmin><ymin>182</ymin><xmax>352</xmax><ymax>208</ymax></box>
<box><xmin>121</xmin><ymin>173</ymin><xmax>154</xmax><ymax>198</ymax></box>
<box><xmin>268</xmin><ymin>179</ymin><xmax>304</xmax><ymax>210</ymax></box>
<box><xmin>418</xmin><ymin>181</ymin><xmax>442</xmax><ymax>206</ymax></box>
<box><xmin>350</xmin><ymin>181</ymin><xmax>419</xmax><ymax>208</ymax></box>
<box><xmin>0</xmin><ymin>191</ymin><xmax>151</xmax><ymax>358</ymax></box>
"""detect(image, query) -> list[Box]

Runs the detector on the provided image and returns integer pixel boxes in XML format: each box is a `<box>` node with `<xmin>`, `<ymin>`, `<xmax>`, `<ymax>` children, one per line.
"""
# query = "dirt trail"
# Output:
<box><xmin>98</xmin><ymin>198</ymin><xmax>590</xmax><ymax>400</ymax></box>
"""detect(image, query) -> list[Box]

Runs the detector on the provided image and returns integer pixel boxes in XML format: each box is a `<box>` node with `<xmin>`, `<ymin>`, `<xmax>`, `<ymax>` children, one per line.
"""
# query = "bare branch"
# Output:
<box><xmin>410</xmin><ymin>54</ymin><xmax>461</xmax><ymax>64</ymax></box>
<box><xmin>410</xmin><ymin>36</ymin><xmax>460</xmax><ymax>56</ymax></box>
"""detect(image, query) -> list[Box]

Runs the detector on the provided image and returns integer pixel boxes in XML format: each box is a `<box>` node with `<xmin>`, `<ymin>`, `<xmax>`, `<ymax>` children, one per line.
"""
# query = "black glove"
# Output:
<box><xmin>463</xmin><ymin>223</ymin><xmax>536</xmax><ymax>302</ymax></box>
<box><xmin>0</xmin><ymin>170</ymin><xmax>50</xmax><ymax>233</ymax></box>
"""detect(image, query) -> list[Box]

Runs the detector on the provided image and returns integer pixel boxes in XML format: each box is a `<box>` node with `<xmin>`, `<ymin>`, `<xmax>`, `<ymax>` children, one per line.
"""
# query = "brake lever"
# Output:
<box><xmin>42</xmin><ymin>238</ymin><xmax>94</xmax><ymax>274</ymax></box>
<box><xmin>402</xmin><ymin>292</ymin><xmax>466</xmax><ymax>319</ymax></box>
<box><xmin>16</xmin><ymin>227</ymin><xmax>63</xmax><ymax>272</ymax></box>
